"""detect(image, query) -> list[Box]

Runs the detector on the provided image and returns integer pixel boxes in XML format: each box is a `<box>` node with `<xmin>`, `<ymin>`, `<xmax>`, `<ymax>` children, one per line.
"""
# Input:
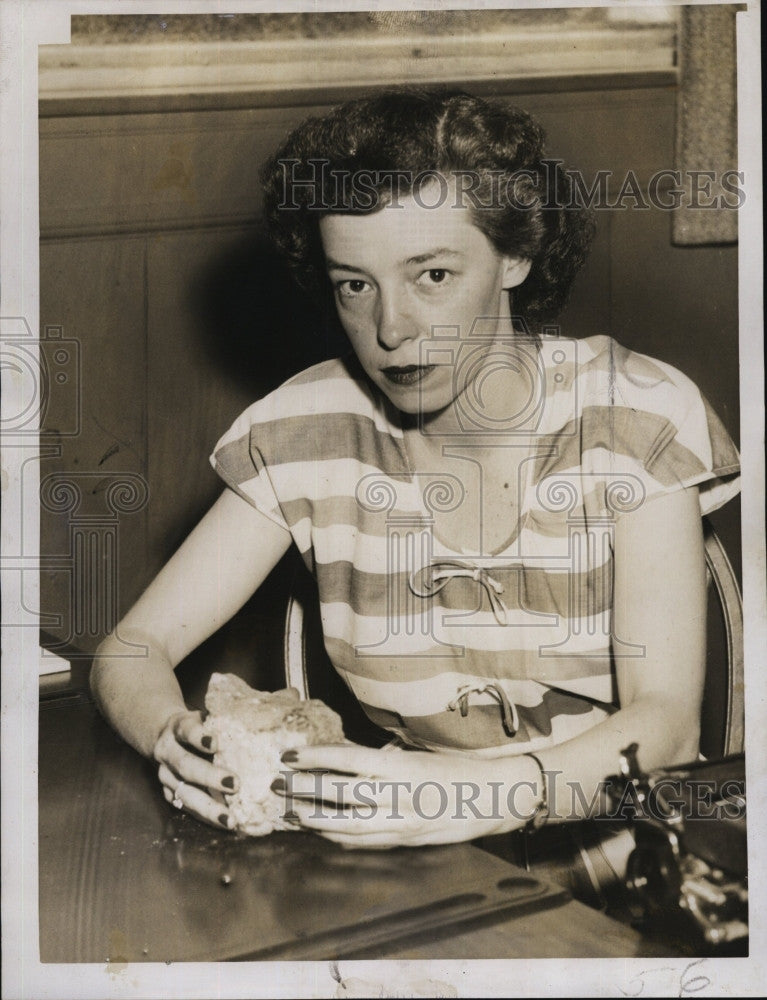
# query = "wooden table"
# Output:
<box><xmin>38</xmin><ymin>685</ymin><xmax>674</xmax><ymax>963</ymax></box>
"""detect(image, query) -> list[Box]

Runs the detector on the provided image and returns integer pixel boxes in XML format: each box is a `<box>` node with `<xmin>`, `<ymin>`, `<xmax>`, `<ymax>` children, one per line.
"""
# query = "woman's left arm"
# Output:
<box><xmin>279</xmin><ymin>486</ymin><xmax>707</xmax><ymax>846</ymax></box>
<box><xmin>538</xmin><ymin>482</ymin><xmax>707</xmax><ymax>820</ymax></box>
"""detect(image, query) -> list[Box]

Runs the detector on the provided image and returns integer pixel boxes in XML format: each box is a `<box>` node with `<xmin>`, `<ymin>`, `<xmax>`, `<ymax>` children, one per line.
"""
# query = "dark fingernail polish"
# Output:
<box><xmin>281</xmin><ymin>750</ymin><xmax>298</xmax><ymax>764</ymax></box>
<box><xmin>270</xmin><ymin>777</ymin><xmax>286</xmax><ymax>793</ymax></box>
<box><xmin>283</xmin><ymin>811</ymin><xmax>300</xmax><ymax>825</ymax></box>
<box><xmin>219</xmin><ymin>813</ymin><xmax>231</xmax><ymax>828</ymax></box>
<box><xmin>201</xmin><ymin>735</ymin><xmax>213</xmax><ymax>750</ymax></box>
<box><xmin>221</xmin><ymin>775</ymin><xmax>235</xmax><ymax>790</ymax></box>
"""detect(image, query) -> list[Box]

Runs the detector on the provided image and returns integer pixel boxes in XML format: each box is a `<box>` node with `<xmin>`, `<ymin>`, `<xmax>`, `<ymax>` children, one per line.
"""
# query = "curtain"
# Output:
<box><xmin>673</xmin><ymin>5</ymin><xmax>739</xmax><ymax>246</ymax></box>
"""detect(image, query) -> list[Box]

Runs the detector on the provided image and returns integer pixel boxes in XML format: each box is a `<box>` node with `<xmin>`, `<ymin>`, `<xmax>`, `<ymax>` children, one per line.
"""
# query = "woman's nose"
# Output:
<box><xmin>376</xmin><ymin>290</ymin><xmax>418</xmax><ymax>351</ymax></box>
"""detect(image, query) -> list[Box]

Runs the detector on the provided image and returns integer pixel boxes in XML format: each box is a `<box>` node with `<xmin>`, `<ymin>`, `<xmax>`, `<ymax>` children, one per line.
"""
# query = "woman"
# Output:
<box><xmin>91</xmin><ymin>91</ymin><xmax>740</xmax><ymax>859</ymax></box>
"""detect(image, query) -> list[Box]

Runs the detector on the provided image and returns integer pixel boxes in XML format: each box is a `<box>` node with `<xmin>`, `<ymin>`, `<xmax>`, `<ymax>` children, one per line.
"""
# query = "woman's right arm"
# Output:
<box><xmin>90</xmin><ymin>487</ymin><xmax>292</xmax><ymax>825</ymax></box>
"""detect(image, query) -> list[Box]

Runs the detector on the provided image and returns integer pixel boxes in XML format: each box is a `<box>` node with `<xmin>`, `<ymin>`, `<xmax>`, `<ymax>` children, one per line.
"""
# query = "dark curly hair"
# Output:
<box><xmin>261</xmin><ymin>89</ymin><xmax>595</xmax><ymax>326</ymax></box>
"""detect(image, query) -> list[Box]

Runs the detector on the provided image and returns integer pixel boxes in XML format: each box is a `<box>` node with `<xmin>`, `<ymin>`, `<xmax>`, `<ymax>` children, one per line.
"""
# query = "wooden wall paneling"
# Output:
<box><xmin>501</xmin><ymin>86</ymin><xmax>676</xmax><ymax>186</ymax></box>
<box><xmin>39</xmin><ymin>237</ymin><xmax>148</xmax><ymax>653</ymax></box>
<box><xmin>38</xmin><ymin>89</ymin><xmax>676</xmax><ymax>238</ymax></box>
<box><xmin>38</xmin><ymin>106</ymin><xmax>335</xmax><ymax>238</ymax></box>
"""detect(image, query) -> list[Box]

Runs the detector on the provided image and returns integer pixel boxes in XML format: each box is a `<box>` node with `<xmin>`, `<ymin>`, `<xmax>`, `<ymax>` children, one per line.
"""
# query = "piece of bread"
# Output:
<box><xmin>202</xmin><ymin>672</ymin><xmax>345</xmax><ymax>836</ymax></box>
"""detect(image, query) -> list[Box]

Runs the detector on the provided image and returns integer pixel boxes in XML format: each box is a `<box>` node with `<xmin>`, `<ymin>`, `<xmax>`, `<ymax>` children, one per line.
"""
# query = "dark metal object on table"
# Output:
<box><xmin>611</xmin><ymin>743</ymin><xmax>747</xmax><ymax>951</ymax></box>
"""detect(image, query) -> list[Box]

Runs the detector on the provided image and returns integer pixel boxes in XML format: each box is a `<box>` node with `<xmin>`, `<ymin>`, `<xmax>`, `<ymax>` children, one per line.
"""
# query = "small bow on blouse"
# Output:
<box><xmin>447</xmin><ymin>682</ymin><xmax>520</xmax><ymax>737</ymax></box>
<box><xmin>408</xmin><ymin>560</ymin><xmax>511</xmax><ymax>625</ymax></box>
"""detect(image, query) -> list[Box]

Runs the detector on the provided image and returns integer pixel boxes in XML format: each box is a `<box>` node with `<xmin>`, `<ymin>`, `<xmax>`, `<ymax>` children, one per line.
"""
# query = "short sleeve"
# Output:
<box><xmin>576</xmin><ymin>338</ymin><xmax>740</xmax><ymax>519</ymax></box>
<box><xmin>641</xmin><ymin>388</ymin><xmax>740</xmax><ymax>515</ymax></box>
<box><xmin>209</xmin><ymin>406</ymin><xmax>291</xmax><ymax>532</ymax></box>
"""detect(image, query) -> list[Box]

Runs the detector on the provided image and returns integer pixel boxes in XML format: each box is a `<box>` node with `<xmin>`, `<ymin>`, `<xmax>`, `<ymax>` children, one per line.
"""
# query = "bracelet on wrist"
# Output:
<box><xmin>523</xmin><ymin>752</ymin><xmax>549</xmax><ymax>833</ymax></box>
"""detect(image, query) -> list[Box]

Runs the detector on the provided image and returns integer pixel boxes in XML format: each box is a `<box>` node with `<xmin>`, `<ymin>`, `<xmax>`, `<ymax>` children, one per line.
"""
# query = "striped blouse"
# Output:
<box><xmin>210</xmin><ymin>335</ymin><xmax>740</xmax><ymax>758</ymax></box>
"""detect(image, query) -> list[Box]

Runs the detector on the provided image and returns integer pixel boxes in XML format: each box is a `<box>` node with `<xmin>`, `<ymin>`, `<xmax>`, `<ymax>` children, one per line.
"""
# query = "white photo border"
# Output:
<box><xmin>1</xmin><ymin>1</ymin><xmax>764</xmax><ymax>997</ymax></box>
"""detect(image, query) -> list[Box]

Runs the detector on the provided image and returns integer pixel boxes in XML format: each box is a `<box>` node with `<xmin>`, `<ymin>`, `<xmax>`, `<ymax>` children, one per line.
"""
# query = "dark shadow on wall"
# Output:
<box><xmin>171</xmin><ymin>236</ymin><xmax>351</xmax><ymax>695</ymax></box>
<box><xmin>193</xmin><ymin>233</ymin><xmax>350</xmax><ymax>397</ymax></box>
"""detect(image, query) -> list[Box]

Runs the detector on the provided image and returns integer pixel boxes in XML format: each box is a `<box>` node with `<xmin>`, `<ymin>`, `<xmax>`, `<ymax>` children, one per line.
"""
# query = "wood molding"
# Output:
<box><xmin>39</xmin><ymin>26</ymin><xmax>677</xmax><ymax>113</ymax></box>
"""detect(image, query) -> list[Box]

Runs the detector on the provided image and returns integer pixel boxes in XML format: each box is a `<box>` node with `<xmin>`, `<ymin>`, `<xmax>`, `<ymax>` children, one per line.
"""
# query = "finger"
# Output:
<box><xmin>319</xmin><ymin>831</ymin><xmax>420</xmax><ymax>849</ymax></box>
<box><xmin>173</xmin><ymin>711</ymin><xmax>218</xmax><ymax>755</ymax></box>
<box><xmin>319</xmin><ymin>830</ymin><xmax>452</xmax><ymax>849</ymax></box>
<box><xmin>274</xmin><ymin>771</ymin><xmax>390</xmax><ymax>807</ymax></box>
<box><xmin>159</xmin><ymin>763</ymin><xmax>232</xmax><ymax>830</ymax></box>
<box><xmin>291</xmin><ymin>804</ymin><xmax>461</xmax><ymax>849</ymax></box>
<box><xmin>158</xmin><ymin>761</ymin><xmax>178</xmax><ymax>794</ymax></box>
<box><xmin>154</xmin><ymin>712</ymin><xmax>219</xmax><ymax>765</ymax></box>
<box><xmin>161</xmin><ymin>740</ymin><xmax>239</xmax><ymax>795</ymax></box>
<box><xmin>164</xmin><ymin>744</ymin><xmax>238</xmax><ymax>794</ymax></box>
<box><xmin>281</xmin><ymin>744</ymin><xmax>405</xmax><ymax>778</ymax></box>
<box><xmin>294</xmin><ymin>813</ymin><xmax>426</xmax><ymax>849</ymax></box>
<box><xmin>286</xmin><ymin>798</ymin><xmax>408</xmax><ymax>835</ymax></box>
<box><xmin>171</xmin><ymin>780</ymin><xmax>234</xmax><ymax>831</ymax></box>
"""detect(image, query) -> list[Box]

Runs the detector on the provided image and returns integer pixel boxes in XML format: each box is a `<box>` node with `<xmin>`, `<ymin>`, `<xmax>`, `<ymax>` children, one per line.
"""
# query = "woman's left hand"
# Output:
<box><xmin>274</xmin><ymin>744</ymin><xmax>540</xmax><ymax>848</ymax></box>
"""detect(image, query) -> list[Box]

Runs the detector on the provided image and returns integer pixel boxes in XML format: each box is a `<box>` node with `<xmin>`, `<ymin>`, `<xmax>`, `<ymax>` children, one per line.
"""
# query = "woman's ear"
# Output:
<box><xmin>502</xmin><ymin>257</ymin><xmax>532</xmax><ymax>289</ymax></box>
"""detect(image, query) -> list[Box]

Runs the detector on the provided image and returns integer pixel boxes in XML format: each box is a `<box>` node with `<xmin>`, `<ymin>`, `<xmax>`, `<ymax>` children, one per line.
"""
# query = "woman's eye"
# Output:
<box><xmin>336</xmin><ymin>279</ymin><xmax>371</xmax><ymax>298</ymax></box>
<box><xmin>416</xmin><ymin>268</ymin><xmax>452</xmax><ymax>287</ymax></box>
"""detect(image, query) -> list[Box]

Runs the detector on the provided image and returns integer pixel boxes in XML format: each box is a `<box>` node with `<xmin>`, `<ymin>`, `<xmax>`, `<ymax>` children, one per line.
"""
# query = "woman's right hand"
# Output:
<box><xmin>153</xmin><ymin>709</ymin><xmax>239</xmax><ymax>831</ymax></box>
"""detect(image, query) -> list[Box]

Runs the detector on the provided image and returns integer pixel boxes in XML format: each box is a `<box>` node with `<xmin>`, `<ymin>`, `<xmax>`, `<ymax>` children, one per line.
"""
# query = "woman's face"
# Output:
<box><xmin>319</xmin><ymin>186</ymin><xmax>531</xmax><ymax>418</ymax></box>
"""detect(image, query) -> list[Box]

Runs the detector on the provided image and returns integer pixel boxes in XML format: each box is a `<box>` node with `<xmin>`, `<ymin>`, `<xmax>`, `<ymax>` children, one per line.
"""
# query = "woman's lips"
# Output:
<box><xmin>381</xmin><ymin>364</ymin><xmax>437</xmax><ymax>386</ymax></box>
